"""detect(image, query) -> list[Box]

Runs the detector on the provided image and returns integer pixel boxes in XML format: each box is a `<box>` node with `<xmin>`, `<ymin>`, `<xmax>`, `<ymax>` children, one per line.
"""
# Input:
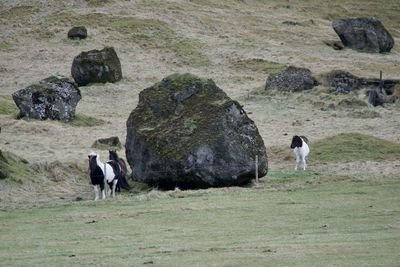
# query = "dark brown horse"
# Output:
<box><xmin>109</xmin><ymin>150</ymin><xmax>130</xmax><ymax>191</ymax></box>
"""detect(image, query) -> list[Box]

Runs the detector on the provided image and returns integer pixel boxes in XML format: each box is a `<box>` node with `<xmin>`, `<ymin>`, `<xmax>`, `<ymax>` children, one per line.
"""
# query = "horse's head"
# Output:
<box><xmin>109</xmin><ymin>150</ymin><xmax>118</xmax><ymax>161</ymax></box>
<box><xmin>290</xmin><ymin>135</ymin><xmax>303</xmax><ymax>149</ymax></box>
<box><xmin>88</xmin><ymin>152</ymin><xmax>99</xmax><ymax>170</ymax></box>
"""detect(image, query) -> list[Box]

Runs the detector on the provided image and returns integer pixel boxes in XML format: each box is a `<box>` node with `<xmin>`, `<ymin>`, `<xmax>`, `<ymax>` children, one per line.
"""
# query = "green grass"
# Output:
<box><xmin>0</xmin><ymin>99</ymin><xmax>18</xmax><ymax>116</ymax></box>
<box><xmin>84</xmin><ymin>0</ymin><xmax>113</xmax><ymax>7</ymax></box>
<box><xmin>0</xmin><ymin>42</ymin><xmax>13</xmax><ymax>51</ymax></box>
<box><xmin>67</xmin><ymin>113</ymin><xmax>105</xmax><ymax>127</ymax></box>
<box><xmin>0</xmin><ymin>178</ymin><xmax>399</xmax><ymax>266</ymax></box>
<box><xmin>311</xmin><ymin>133</ymin><xmax>400</xmax><ymax>162</ymax></box>
<box><xmin>168</xmin><ymin>39</ymin><xmax>210</xmax><ymax>67</ymax></box>
<box><xmin>0</xmin><ymin>150</ymin><xmax>36</xmax><ymax>182</ymax></box>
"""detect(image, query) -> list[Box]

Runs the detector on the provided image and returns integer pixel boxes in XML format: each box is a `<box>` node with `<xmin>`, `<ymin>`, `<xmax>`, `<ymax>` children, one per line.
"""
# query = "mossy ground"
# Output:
<box><xmin>0</xmin><ymin>150</ymin><xmax>36</xmax><ymax>183</ymax></box>
<box><xmin>0</xmin><ymin>97</ymin><xmax>18</xmax><ymax>116</ymax></box>
<box><xmin>67</xmin><ymin>113</ymin><xmax>105</xmax><ymax>127</ymax></box>
<box><xmin>310</xmin><ymin>133</ymin><xmax>400</xmax><ymax>162</ymax></box>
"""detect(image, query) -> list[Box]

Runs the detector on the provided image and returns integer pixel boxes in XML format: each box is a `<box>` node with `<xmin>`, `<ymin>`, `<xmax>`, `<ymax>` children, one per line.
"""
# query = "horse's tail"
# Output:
<box><xmin>117</xmin><ymin>175</ymin><xmax>131</xmax><ymax>190</ymax></box>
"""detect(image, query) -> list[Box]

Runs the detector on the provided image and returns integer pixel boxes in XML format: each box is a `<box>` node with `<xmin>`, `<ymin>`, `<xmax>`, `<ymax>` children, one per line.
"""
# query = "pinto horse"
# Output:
<box><xmin>290</xmin><ymin>135</ymin><xmax>310</xmax><ymax>171</ymax></box>
<box><xmin>88</xmin><ymin>152</ymin><xmax>121</xmax><ymax>200</ymax></box>
<box><xmin>109</xmin><ymin>150</ymin><xmax>130</xmax><ymax>191</ymax></box>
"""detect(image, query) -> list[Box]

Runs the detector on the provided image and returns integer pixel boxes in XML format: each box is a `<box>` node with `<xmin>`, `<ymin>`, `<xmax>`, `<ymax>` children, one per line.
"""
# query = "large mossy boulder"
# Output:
<box><xmin>332</xmin><ymin>18</ymin><xmax>394</xmax><ymax>53</ymax></box>
<box><xmin>125</xmin><ymin>73</ymin><xmax>268</xmax><ymax>189</ymax></box>
<box><xmin>12</xmin><ymin>75</ymin><xmax>81</xmax><ymax>121</ymax></box>
<box><xmin>71</xmin><ymin>47</ymin><xmax>122</xmax><ymax>86</ymax></box>
<box><xmin>265</xmin><ymin>66</ymin><xmax>318</xmax><ymax>92</ymax></box>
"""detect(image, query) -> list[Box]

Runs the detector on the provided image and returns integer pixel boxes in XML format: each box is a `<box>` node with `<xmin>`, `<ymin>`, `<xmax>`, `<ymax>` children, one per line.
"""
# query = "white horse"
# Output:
<box><xmin>290</xmin><ymin>135</ymin><xmax>310</xmax><ymax>170</ymax></box>
<box><xmin>88</xmin><ymin>152</ymin><xmax>121</xmax><ymax>200</ymax></box>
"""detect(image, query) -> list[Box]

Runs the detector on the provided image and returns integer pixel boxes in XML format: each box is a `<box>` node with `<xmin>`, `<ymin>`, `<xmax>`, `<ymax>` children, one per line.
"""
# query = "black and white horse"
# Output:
<box><xmin>88</xmin><ymin>152</ymin><xmax>121</xmax><ymax>200</ymax></box>
<box><xmin>109</xmin><ymin>150</ymin><xmax>130</xmax><ymax>192</ymax></box>
<box><xmin>290</xmin><ymin>135</ymin><xmax>310</xmax><ymax>170</ymax></box>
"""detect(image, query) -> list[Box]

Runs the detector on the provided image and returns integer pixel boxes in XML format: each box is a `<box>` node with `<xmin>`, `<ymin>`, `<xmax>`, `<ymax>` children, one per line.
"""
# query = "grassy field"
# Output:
<box><xmin>1</xmin><ymin>174</ymin><xmax>399</xmax><ymax>267</ymax></box>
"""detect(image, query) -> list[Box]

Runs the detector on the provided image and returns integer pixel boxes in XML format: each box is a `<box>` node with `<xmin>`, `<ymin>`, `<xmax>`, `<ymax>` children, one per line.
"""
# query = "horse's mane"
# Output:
<box><xmin>300</xmin><ymin>136</ymin><xmax>309</xmax><ymax>145</ymax></box>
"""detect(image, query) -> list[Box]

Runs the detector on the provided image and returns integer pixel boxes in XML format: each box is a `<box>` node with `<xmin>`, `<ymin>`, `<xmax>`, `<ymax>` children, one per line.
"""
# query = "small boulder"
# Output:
<box><xmin>325</xmin><ymin>70</ymin><xmax>361</xmax><ymax>94</ymax></box>
<box><xmin>12</xmin><ymin>75</ymin><xmax>81</xmax><ymax>121</ymax></box>
<box><xmin>126</xmin><ymin>73</ymin><xmax>268</xmax><ymax>189</ymax></box>
<box><xmin>332</xmin><ymin>18</ymin><xmax>394</xmax><ymax>53</ymax></box>
<box><xmin>71</xmin><ymin>47</ymin><xmax>122</xmax><ymax>86</ymax></box>
<box><xmin>265</xmin><ymin>66</ymin><xmax>318</xmax><ymax>92</ymax></box>
<box><xmin>92</xmin><ymin>136</ymin><xmax>122</xmax><ymax>150</ymax></box>
<box><xmin>68</xmin><ymin>26</ymin><xmax>87</xmax><ymax>40</ymax></box>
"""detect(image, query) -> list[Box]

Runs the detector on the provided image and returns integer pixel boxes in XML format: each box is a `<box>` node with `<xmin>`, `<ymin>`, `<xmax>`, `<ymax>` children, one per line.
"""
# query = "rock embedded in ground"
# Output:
<box><xmin>71</xmin><ymin>47</ymin><xmax>122</xmax><ymax>86</ymax></box>
<box><xmin>92</xmin><ymin>136</ymin><xmax>122</xmax><ymax>150</ymax></box>
<box><xmin>324</xmin><ymin>70</ymin><xmax>361</xmax><ymax>94</ymax></box>
<box><xmin>322</xmin><ymin>70</ymin><xmax>400</xmax><ymax>95</ymax></box>
<box><xmin>265</xmin><ymin>66</ymin><xmax>318</xmax><ymax>92</ymax></box>
<box><xmin>67</xmin><ymin>26</ymin><xmax>88</xmax><ymax>40</ymax></box>
<box><xmin>12</xmin><ymin>75</ymin><xmax>81</xmax><ymax>121</ymax></box>
<box><xmin>125</xmin><ymin>73</ymin><xmax>268</xmax><ymax>189</ymax></box>
<box><xmin>332</xmin><ymin>18</ymin><xmax>394</xmax><ymax>53</ymax></box>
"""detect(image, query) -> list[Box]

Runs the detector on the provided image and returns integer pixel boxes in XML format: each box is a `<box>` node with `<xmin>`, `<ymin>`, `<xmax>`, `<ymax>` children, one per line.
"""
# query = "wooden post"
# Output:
<box><xmin>379</xmin><ymin>70</ymin><xmax>384</xmax><ymax>94</ymax></box>
<box><xmin>255</xmin><ymin>155</ymin><xmax>259</xmax><ymax>185</ymax></box>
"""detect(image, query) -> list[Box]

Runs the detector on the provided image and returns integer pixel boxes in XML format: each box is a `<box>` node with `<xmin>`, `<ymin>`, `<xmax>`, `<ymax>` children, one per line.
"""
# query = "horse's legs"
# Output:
<box><xmin>295</xmin><ymin>156</ymin><xmax>300</xmax><ymax>170</ymax></box>
<box><xmin>112</xmin><ymin>179</ymin><xmax>118</xmax><ymax>197</ymax></box>
<box><xmin>302</xmin><ymin>157</ymin><xmax>307</xmax><ymax>170</ymax></box>
<box><xmin>94</xmin><ymin>185</ymin><xmax>99</xmax><ymax>201</ymax></box>
<box><xmin>100</xmin><ymin>181</ymin><xmax>106</xmax><ymax>199</ymax></box>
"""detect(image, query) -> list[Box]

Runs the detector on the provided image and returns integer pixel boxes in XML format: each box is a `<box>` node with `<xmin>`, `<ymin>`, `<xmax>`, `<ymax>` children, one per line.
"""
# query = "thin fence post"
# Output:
<box><xmin>379</xmin><ymin>70</ymin><xmax>384</xmax><ymax>94</ymax></box>
<box><xmin>255</xmin><ymin>155</ymin><xmax>259</xmax><ymax>185</ymax></box>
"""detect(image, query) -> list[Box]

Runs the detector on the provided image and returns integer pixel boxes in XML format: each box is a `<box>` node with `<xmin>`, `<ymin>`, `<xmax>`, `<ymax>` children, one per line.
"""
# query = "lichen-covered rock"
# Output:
<box><xmin>71</xmin><ymin>47</ymin><xmax>122</xmax><ymax>86</ymax></box>
<box><xmin>12</xmin><ymin>75</ymin><xmax>81</xmax><ymax>121</ymax></box>
<box><xmin>322</xmin><ymin>70</ymin><xmax>399</xmax><ymax>95</ymax></box>
<box><xmin>325</xmin><ymin>70</ymin><xmax>361</xmax><ymax>94</ymax></box>
<box><xmin>126</xmin><ymin>73</ymin><xmax>268</xmax><ymax>189</ymax></box>
<box><xmin>265</xmin><ymin>66</ymin><xmax>318</xmax><ymax>91</ymax></box>
<box><xmin>332</xmin><ymin>18</ymin><xmax>394</xmax><ymax>53</ymax></box>
<box><xmin>68</xmin><ymin>26</ymin><xmax>87</xmax><ymax>40</ymax></box>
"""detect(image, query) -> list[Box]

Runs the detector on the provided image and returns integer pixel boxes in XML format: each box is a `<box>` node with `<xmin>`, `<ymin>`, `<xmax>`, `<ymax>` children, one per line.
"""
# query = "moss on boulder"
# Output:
<box><xmin>71</xmin><ymin>47</ymin><xmax>122</xmax><ymax>86</ymax></box>
<box><xmin>126</xmin><ymin>73</ymin><xmax>268</xmax><ymax>189</ymax></box>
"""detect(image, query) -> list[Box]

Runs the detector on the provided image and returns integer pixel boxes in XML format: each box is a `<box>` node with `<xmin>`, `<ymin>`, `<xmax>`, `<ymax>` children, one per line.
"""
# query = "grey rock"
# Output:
<box><xmin>265</xmin><ymin>66</ymin><xmax>318</xmax><ymax>92</ymax></box>
<box><xmin>71</xmin><ymin>47</ymin><xmax>122</xmax><ymax>86</ymax></box>
<box><xmin>332</xmin><ymin>18</ymin><xmax>394</xmax><ymax>53</ymax></box>
<box><xmin>12</xmin><ymin>75</ymin><xmax>81</xmax><ymax>121</ymax></box>
<box><xmin>68</xmin><ymin>26</ymin><xmax>87</xmax><ymax>40</ymax></box>
<box><xmin>125</xmin><ymin>73</ymin><xmax>268</xmax><ymax>189</ymax></box>
<box><xmin>324</xmin><ymin>70</ymin><xmax>399</xmax><ymax>94</ymax></box>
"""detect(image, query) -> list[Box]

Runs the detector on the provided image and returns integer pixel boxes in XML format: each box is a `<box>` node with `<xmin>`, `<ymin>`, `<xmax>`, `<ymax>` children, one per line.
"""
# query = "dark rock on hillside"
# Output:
<box><xmin>71</xmin><ymin>47</ymin><xmax>122</xmax><ymax>86</ymax></box>
<box><xmin>332</xmin><ymin>18</ymin><xmax>394</xmax><ymax>53</ymax></box>
<box><xmin>265</xmin><ymin>66</ymin><xmax>318</xmax><ymax>92</ymax></box>
<box><xmin>367</xmin><ymin>88</ymin><xmax>398</xmax><ymax>107</ymax></box>
<box><xmin>323</xmin><ymin>70</ymin><xmax>399</xmax><ymax>95</ymax></box>
<box><xmin>367</xmin><ymin>90</ymin><xmax>385</xmax><ymax>107</ymax></box>
<box><xmin>68</xmin><ymin>26</ymin><xmax>87</xmax><ymax>40</ymax></box>
<box><xmin>125</xmin><ymin>73</ymin><xmax>268</xmax><ymax>189</ymax></box>
<box><xmin>12</xmin><ymin>75</ymin><xmax>81</xmax><ymax>121</ymax></box>
<box><xmin>92</xmin><ymin>136</ymin><xmax>122</xmax><ymax>150</ymax></box>
<box><xmin>325</xmin><ymin>70</ymin><xmax>361</xmax><ymax>94</ymax></box>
